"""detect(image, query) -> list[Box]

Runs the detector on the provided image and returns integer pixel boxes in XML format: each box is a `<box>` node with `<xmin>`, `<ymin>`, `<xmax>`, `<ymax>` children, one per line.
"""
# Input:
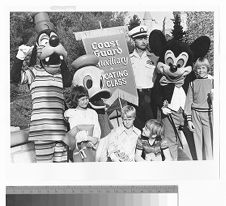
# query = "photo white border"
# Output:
<box><xmin>1</xmin><ymin>1</ymin><xmax>226</xmax><ymax>205</ymax></box>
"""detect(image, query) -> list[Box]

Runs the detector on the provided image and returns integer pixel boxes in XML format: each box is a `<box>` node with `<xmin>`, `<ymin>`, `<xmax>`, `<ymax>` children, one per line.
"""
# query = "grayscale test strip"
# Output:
<box><xmin>6</xmin><ymin>185</ymin><xmax>178</xmax><ymax>194</ymax></box>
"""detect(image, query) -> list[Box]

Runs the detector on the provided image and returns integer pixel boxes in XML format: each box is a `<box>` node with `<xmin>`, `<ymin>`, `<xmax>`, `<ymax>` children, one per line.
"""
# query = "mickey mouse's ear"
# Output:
<box><xmin>190</xmin><ymin>36</ymin><xmax>211</xmax><ymax>61</ymax></box>
<box><xmin>149</xmin><ymin>30</ymin><xmax>167</xmax><ymax>57</ymax></box>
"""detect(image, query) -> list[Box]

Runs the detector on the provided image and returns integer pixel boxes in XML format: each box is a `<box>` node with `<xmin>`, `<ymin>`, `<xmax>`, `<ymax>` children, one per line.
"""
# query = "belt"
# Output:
<box><xmin>137</xmin><ymin>88</ymin><xmax>152</xmax><ymax>92</ymax></box>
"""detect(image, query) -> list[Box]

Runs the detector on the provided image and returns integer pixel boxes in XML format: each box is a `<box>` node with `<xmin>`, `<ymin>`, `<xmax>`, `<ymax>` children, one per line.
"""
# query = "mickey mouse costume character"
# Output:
<box><xmin>71</xmin><ymin>54</ymin><xmax>113</xmax><ymax>139</ymax></box>
<box><xmin>11</xmin><ymin>12</ymin><xmax>72</xmax><ymax>162</ymax></box>
<box><xmin>149</xmin><ymin>30</ymin><xmax>210</xmax><ymax>160</ymax></box>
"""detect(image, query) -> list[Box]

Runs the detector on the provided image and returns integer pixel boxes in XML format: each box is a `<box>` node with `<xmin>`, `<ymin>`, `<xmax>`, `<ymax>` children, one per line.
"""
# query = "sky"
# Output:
<box><xmin>125</xmin><ymin>11</ymin><xmax>174</xmax><ymax>34</ymax></box>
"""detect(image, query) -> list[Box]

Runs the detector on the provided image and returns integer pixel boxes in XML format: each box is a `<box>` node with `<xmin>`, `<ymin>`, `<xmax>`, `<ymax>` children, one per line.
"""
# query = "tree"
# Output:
<box><xmin>184</xmin><ymin>11</ymin><xmax>214</xmax><ymax>74</ymax></box>
<box><xmin>10</xmin><ymin>12</ymin><xmax>36</xmax><ymax>68</ymax></box>
<box><xmin>128</xmin><ymin>14</ymin><xmax>141</xmax><ymax>31</ymax></box>
<box><xmin>171</xmin><ymin>14</ymin><xmax>185</xmax><ymax>41</ymax></box>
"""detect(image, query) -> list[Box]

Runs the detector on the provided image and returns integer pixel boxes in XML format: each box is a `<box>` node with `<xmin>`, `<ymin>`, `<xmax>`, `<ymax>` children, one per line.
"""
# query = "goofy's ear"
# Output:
<box><xmin>190</xmin><ymin>36</ymin><xmax>210</xmax><ymax>62</ymax></box>
<box><xmin>149</xmin><ymin>29</ymin><xmax>167</xmax><ymax>57</ymax></box>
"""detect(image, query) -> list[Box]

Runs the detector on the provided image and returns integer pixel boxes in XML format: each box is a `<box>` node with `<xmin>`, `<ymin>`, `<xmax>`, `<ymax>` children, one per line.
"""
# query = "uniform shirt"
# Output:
<box><xmin>21</xmin><ymin>65</ymin><xmax>67</xmax><ymax>141</ymax></box>
<box><xmin>64</xmin><ymin>108</ymin><xmax>101</xmax><ymax>139</ymax></box>
<box><xmin>130</xmin><ymin>50</ymin><xmax>157</xmax><ymax>89</ymax></box>
<box><xmin>107</xmin><ymin>126</ymin><xmax>141</xmax><ymax>162</ymax></box>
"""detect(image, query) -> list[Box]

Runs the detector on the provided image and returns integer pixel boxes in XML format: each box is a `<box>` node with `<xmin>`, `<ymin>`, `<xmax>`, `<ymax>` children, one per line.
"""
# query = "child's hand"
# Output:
<box><xmin>86</xmin><ymin>141</ymin><xmax>96</xmax><ymax>149</ymax></box>
<box><xmin>188</xmin><ymin>121</ymin><xmax>195</xmax><ymax>132</ymax></box>
<box><xmin>109</xmin><ymin>153</ymin><xmax>120</xmax><ymax>162</ymax></box>
<box><xmin>145</xmin><ymin>153</ymin><xmax>156</xmax><ymax>161</ymax></box>
<box><xmin>108</xmin><ymin>143</ymin><xmax>117</xmax><ymax>153</ymax></box>
<box><xmin>208</xmin><ymin>89</ymin><xmax>214</xmax><ymax>104</ymax></box>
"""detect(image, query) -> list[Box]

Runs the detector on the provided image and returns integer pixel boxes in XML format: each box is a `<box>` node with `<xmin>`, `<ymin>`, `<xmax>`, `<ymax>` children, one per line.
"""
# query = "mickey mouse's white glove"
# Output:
<box><xmin>16</xmin><ymin>45</ymin><xmax>33</xmax><ymax>60</ymax></box>
<box><xmin>162</xmin><ymin>100</ymin><xmax>172</xmax><ymax>115</ymax></box>
<box><xmin>162</xmin><ymin>107</ymin><xmax>172</xmax><ymax>115</ymax></box>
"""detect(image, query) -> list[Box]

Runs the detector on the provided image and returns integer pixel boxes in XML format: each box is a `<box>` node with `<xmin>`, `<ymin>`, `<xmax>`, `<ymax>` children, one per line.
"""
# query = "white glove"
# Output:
<box><xmin>16</xmin><ymin>45</ymin><xmax>33</xmax><ymax>60</ymax></box>
<box><xmin>75</xmin><ymin>130</ymin><xmax>88</xmax><ymax>143</ymax></box>
<box><xmin>162</xmin><ymin>107</ymin><xmax>172</xmax><ymax>115</ymax></box>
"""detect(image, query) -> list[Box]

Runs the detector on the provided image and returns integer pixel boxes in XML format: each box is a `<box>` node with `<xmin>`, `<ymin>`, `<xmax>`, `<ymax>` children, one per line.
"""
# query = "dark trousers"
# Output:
<box><xmin>133</xmin><ymin>89</ymin><xmax>155</xmax><ymax>130</ymax></box>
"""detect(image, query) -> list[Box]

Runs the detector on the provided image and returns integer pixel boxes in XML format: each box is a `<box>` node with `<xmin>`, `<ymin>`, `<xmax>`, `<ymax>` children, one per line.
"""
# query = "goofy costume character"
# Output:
<box><xmin>11</xmin><ymin>12</ymin><xmax>72</xmax><ymax>162</ymax></box>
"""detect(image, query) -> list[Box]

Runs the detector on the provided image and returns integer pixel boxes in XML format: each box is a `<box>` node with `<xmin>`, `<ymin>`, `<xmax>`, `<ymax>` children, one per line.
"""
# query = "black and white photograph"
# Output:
<box><xmin>2</xmin><ymin>2</ymin><xmax>226</xmax><ymax>206</ymax></box>
<box><xmin>10</xmin><ymin>11</ymin><xmax>215</xmax><ymax>163</ymax></box>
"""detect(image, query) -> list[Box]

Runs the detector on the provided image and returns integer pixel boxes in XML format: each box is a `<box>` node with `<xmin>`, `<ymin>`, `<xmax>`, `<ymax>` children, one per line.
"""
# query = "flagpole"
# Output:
<box><xmin>116</xmin><ymin>97</ymin><xmax>123</xmax><ymax>127</ymax></box>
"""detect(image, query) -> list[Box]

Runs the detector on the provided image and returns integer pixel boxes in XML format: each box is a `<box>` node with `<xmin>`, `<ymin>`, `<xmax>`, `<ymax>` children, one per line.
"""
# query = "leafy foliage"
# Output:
<box><xmin>171</xmin><ymin>14</ymin><xmax>185</xmax><ymax>41</ymax></box>
<box><xmin>184</xmin><ymin>11</ymin><xmax>214</xmax><ymax>75</ymax></box>
<box><xmin>128</xmin><ymin>14</ymin><xmax>141</xmax><ymax>31</ymax></box>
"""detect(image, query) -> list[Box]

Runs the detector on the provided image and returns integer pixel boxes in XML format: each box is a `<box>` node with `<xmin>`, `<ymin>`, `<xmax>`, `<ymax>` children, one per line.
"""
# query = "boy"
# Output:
<box><xmin>184</xmin><ymin>57</ymin><xmax>213</xmax><ymax>160</ymax></box>
<box><xmin>135</xmin><ymin>119</ymin><xmax>172</xmax><ymax>161</ymax></box>
<box><xmin>96</xmin><ymin>105</ymin><xmax>141</xmax><ymax>162</ymax></box>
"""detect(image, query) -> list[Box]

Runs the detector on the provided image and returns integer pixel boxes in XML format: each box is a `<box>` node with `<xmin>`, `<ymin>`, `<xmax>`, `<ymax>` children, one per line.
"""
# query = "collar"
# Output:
<box><xmin>130</xmin><ymin>49</ymin><xmax>148</xmax><ymax>58</ymax></box>
<box><xmin>148</xmin><ymin>138</ymin><xmax>156</xmax><ymax>146</ymax></box>
<box><xmin>117</xmin><ymin>125</ymin><xmax>140</xmax><ymax>136</ymax></box>
<box><xmin>195</xmin><ymin>74</ymin><xmax>213</xmax><ymax>80</ymax></box>
<box><xmin>140</xmin><ymin>135</ymin><xmax>156</xmax><ymax>145</ymax></box>
<box><xmin>34</xmin><ymin>65</ymin><xmax>44</xmax><ymax>71</ymax></box>
<box><xmin>130</xmin><ymin>50</ymin><xmax>159</xmax><ymax>64</ymax></box>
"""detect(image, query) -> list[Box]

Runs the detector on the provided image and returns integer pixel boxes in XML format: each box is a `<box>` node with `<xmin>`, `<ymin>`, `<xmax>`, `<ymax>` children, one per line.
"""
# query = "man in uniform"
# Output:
<box><xmin>129</xmin><ymin>25</ymin><xmax>158</xmax><ymax>130</ymax></box>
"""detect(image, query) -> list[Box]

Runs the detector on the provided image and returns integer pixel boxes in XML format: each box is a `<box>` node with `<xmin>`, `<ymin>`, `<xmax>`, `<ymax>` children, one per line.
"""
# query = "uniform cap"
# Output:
<box><xmin>129</xmin><ymin>25</ymin><xmax>148</xmax><ymax>39</ymax></box>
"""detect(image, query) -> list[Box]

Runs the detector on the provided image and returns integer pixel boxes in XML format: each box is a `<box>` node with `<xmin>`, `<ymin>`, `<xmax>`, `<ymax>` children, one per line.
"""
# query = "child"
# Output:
<box><xmin>184</xmin><ymin>57</ymin><xmax>213</xmax><ymax>160</ymax></box>
<box><xmin>64</xmin><ymin>86</ymin><xmax>101</xmax><ymax>161</ymax></box>
<box><xmin>135</xmin><ymin>119</ymin><xmax>172</xmax><ymax>161</ymax></box>
<box><xmin>96</xmin><ymin>105</ymin><xmax>141</xmax><ymax>162</ymax></box>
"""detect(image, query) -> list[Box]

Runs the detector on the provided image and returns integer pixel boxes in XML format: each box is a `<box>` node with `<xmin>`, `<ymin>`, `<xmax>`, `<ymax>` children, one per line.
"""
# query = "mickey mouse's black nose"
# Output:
<box><xmin>49</xmin><ymin>35</ymin><xmax>59</xmax><ymax>47</ymax></box>
<box><xmin>170</xmin><ymin>64</ymin><xmax>177</xmax><ymax>73</ymax></box>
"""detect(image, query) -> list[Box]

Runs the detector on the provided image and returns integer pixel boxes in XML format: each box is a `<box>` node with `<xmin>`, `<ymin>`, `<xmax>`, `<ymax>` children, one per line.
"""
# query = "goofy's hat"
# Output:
<box><xmin>34</xmin><ymin>12</ymin><xmax>55</xmax><ymax>34</ymax></box>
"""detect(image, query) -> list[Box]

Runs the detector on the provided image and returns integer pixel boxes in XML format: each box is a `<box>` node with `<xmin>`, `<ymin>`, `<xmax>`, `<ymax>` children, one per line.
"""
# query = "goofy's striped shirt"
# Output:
<box><xmin>21</xmin><ymin>65</ymin><xmax>67</xmax><ymax>141</ymax></box>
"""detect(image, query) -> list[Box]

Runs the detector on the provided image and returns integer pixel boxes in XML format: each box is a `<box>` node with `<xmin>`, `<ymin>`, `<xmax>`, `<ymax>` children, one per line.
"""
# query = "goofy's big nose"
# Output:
<box><xmin>49</xmin><ymin>35</ymin><xmax>59</xmax><ymax>47</ymax></box>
